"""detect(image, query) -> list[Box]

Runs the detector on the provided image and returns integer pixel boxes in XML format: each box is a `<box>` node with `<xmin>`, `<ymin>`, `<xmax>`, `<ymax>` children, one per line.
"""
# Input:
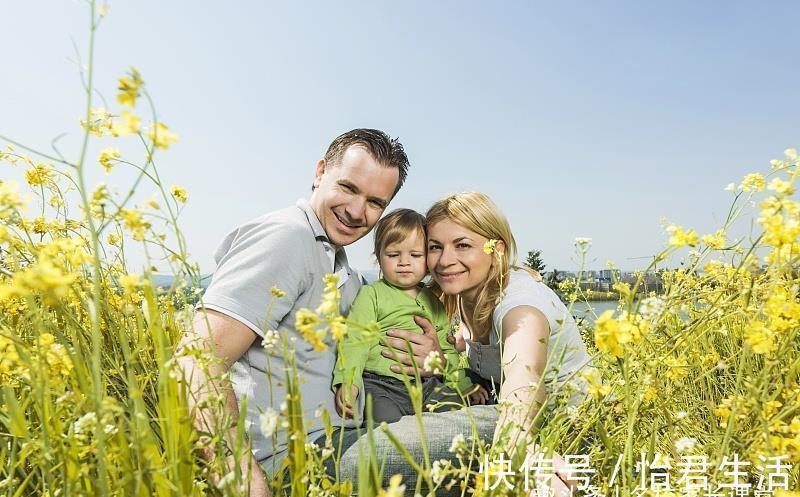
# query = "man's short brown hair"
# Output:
<box><xmin>324</xmin><ymin>129</ymin><xmax>409</xmax><ymax>195</ymax></box>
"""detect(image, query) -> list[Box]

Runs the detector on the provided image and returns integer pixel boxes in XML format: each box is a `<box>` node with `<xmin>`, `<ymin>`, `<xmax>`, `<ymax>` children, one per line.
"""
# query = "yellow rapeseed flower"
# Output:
<box><xmin>170</xmin><ymin>185</ymin><xmax>188</xmax><ymax>203</ymax></box>
<box><xmin>270</xmin><ymin>285</ymin><xmax>286</xmax><ymax>298</ymax></box>
<box><xmin>118</xmin><ymin>273</ymin><xmax>141</xmax><ymax>294</ymax></box>
<box><xmin>25</xmin><ymin>163</ymin><xmax>53</xmax><ymax>187</ymax></box>
<box><xmin>148</xmin><ymin>122</ymin><xmax>178</xmax><ymax>150</ymax></box>
<box><xmin>743</xmin><ymin>321</ymin><xmax>775</xmax><ymax>354</ymax></box>
<box><xmin>119</xmin><ymin>208</ymin><xmax>151</xmax><ymax>241</ymax></box>
<box><xmin>594</xmin><ymin>310</ymin><xmax>631</xmax><ymax>358</ymax></box>
<box><xmin>0</xmin><ymin>181</ymin><xmax>24</xmax><ymax>219</ymax></box>
<box><xmin>666</xmin><ymin>224</ymin><xmax>698</xmax><ymax>248</ymax></box>
<box><xmin>98</xmin><ymin>148</ymin><xmax>120</xmax><ymax>174</ymax></box>
<box><xmin>110</xmin><ymin>111</ymin><xmax>141</xmax><ymax>137</ymax></box>
<box><xmin>740</xmin><ymin>173</ymin><xmax>766</xmax><ymax>192</ymax></box>
<box><xmin>117</xmin><ymin>67</ymin><xmax>144</xmax><ymax>107</ymax></box>
<box><xmin>701</xmin><ymin>229</ymin><xmax>726</xmax><ymax>249</ymax></box>
<box><xmin>768</xmin><ymin>177</ymin><xmax>795</xmax><ymax>196</ymax></box>
<box><xmin>329</xmin><ymin>315</ymin><xmax>347</xmax><ymax>341</ymax></box>
<box><xmin>295</xmin><ymin>308</ymin><xmax>326</xmax><ymax>351</ymax></box>
<box><xmin>31</xmin><ymin>216</ymin><xmax>47</xmax><ymax>235</ymax></box>
<box><xmin>80</xmin><ymin>107</ymin><xmax>113</xmax><ymax>136</ymax></box>
<box><xmin>581</xmin><ymin>368</ymin><xmax>611</xmax><ymax>398</ymax></box>
<box><xmin>377</xmin><ymin>474</ymin><xmax>405</xmax><ymax>497</ymax></box>
<box><xmin>482</xmin><ymin>239</ymin><xmax>497</xmax><ymax>254</ymax></box>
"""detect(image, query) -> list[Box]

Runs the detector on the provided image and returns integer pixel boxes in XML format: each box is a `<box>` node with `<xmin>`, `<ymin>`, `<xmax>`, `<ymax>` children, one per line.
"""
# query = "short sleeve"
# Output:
<box><xmin>198</xmin><ymin>217</ymin><xmax>311</xmax><ymax>337</ymax></box>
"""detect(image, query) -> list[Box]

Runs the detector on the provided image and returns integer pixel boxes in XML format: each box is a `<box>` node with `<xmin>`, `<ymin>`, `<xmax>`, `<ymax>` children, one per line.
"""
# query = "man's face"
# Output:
<box><xmin>309</xmin><ymin>145</ymin><xmax>399</xmax><ymax>247</ymax></box>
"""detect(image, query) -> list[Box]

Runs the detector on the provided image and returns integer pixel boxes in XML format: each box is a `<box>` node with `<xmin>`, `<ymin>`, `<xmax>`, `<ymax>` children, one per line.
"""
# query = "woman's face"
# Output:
<box><xmin>426</xmin><ymin>218</ymin><xmax>495</xmax><ymax>302</ymax></box>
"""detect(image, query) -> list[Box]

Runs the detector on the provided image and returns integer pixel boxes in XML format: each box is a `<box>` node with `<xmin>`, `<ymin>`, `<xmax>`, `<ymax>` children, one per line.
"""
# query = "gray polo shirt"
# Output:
<box><xmin>198</xmin><ymin>199</ymin><xmax>363</xmax><ymax>474</ymax></box>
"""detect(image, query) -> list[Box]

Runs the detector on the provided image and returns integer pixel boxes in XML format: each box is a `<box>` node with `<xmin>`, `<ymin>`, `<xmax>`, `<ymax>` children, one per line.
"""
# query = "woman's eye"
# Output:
<box><xmin>428</xmin><ymin>245</ymin><xmax>441</xmax><ymax>251</ymax></box>
<box><xmin>457</xmin><ymin>243</ymin><xmax>471</xmax><ymax>249</ymax></box>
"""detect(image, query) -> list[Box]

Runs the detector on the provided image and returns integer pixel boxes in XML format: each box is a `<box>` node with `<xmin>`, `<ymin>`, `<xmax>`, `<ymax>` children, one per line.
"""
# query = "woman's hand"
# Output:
<box><xmin>335</xmin><ymin>384</ymin><xmax>359</xmax><ymax>419</ymax></box>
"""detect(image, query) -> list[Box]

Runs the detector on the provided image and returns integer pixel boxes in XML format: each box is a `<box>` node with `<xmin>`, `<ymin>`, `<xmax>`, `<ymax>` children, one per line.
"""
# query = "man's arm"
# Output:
<box><xmin>176</xmin><ymin>308</ymin><xmax>269</xmax><ymax>497</ymax></box>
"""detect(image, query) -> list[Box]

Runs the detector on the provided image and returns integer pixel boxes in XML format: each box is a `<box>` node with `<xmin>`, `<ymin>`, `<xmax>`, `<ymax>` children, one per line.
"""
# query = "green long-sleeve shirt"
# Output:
<box><xmin>332</xmin><ymin>278</ymin><xmax>471</xmax><ymax>393</ymax></box>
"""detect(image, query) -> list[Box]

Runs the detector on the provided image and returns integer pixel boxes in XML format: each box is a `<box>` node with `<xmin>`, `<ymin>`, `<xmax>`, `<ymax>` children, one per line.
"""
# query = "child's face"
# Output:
<box><xmin>379</xmin><ymin>229</ymin><xmax>428</xmax><ymax>289</ymax></box>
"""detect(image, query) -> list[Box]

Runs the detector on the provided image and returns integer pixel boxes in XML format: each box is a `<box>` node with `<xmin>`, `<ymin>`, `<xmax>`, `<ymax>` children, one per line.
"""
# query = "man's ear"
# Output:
<box><xmin>313</xmin><ymin>159</ymin><xmax>326</xmax><ymax>190</ymax></box>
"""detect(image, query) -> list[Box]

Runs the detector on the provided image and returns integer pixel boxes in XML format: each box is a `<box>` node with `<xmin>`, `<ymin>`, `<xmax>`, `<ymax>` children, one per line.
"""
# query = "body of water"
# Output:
<box><xmin>570</xmin><ymin>300</ymin><xmax>621</xmax><ymax>325</ymax></box>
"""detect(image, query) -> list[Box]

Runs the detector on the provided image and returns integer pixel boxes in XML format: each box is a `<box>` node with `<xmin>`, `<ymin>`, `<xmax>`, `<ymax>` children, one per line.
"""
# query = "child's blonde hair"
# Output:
<box><xmin>373</xmin><ymin>208</ymin><xmax>427</xmax><ymax>259</ymax></box>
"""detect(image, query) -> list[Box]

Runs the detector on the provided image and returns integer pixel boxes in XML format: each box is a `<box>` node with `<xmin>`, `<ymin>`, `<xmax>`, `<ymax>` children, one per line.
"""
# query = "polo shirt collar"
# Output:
<box><xmin>296</xmin><ymin>198</ymin><xmax>330</xmax><ymax>242</ymax></box>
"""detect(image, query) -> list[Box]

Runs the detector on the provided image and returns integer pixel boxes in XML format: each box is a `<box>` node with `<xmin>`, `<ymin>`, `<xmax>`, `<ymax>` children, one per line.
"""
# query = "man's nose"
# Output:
<box><xmin>344</xmin><ymin>198</ymin><xmax>366</xmax><ymax>224</ymax></box>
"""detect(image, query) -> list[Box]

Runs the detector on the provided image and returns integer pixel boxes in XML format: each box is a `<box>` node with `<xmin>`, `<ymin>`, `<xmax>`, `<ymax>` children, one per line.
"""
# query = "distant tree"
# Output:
<box><xmin>523</xmin><ymin>249</ymin><xmax>546</xmax><ymax>273</ymax></box>
<box><xmin>546</xmin><ymin>268</ymin><xmax>564</xmax><ymax>288</ymax></box>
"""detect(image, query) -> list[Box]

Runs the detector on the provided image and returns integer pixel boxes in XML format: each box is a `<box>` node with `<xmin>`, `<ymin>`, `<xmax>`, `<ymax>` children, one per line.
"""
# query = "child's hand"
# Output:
<box><xmin>467</xmin><ymin>384</ymin><xmax>490</xmax><ymax>405</ymax></box>
<box><xmin>335</xmin><ymin>384</ymin><xmax>359</xmax><ymax>419</ymax></box>
<box><xmin>446</xmin><ymin>330</ymin><xmax>466</xmax><ymax>353</ymax></box>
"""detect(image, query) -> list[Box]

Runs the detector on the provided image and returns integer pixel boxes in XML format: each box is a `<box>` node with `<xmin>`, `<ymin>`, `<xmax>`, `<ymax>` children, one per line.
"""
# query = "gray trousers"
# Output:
<box><xmin>362</xmin><ymin>371</ymin><xmax>463</xmax><ymax>424</ymax></box>
<box><xmin>335</xmin><ymin>404</ymin><xmax>499</xmax><ymax>496</ymax></box>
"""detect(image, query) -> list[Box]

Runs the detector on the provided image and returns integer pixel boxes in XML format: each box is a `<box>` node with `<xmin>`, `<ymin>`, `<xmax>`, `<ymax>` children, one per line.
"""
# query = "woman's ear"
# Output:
<box><xmin>495</xmin><ymin>240</ymin><xmax>506</xmax><ymax>256</ymax></box>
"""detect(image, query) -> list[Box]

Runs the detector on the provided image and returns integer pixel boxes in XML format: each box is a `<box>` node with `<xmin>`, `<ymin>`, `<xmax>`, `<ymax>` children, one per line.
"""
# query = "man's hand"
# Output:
<box><xmin>381</xmin><ymin>315</ymin><xmax>445</xmax><ymax>376</ymax></box>
<box><xmin>467</xmin><ymin>384</ymin><xmax>490</xmax><ymax>405</ymax></box>
<box><xmin>177</xmin><ymin>309</ymin><xmax>269</xmax><ymax>496</ymax></box>
<box><xmin>335</xmin><ymin>384</ymin><xmax>359</xmax><ymax>419</ymax></box>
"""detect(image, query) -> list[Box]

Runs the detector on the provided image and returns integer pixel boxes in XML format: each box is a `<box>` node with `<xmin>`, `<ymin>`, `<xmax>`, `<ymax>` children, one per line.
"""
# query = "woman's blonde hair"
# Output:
<box><xmin>426</xmin><ymin>191</ymin><xmax>536</xmax><ymax>341</ymax></box>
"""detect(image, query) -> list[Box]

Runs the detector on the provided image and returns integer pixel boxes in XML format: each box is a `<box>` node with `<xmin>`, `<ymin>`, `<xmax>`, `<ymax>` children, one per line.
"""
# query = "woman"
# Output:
<box><xmin>426</xmin><ymin>192</ymin><xmax>592</xmax><ymax>488</ymax></box>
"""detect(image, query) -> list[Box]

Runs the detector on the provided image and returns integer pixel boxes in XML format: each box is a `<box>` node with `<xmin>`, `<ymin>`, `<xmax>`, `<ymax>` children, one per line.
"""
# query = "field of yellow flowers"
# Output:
<box><xmin>1</xmin><ymin>3</ymin><xmax>799</xmax><ymax>496</ymax></box>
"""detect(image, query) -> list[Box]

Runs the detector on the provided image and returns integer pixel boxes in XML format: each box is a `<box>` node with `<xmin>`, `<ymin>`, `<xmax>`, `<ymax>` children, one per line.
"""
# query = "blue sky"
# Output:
<box><xmin>2</xmin><ymin>1</ymin><xmax>799</xmax><ymax>274</ymax></box>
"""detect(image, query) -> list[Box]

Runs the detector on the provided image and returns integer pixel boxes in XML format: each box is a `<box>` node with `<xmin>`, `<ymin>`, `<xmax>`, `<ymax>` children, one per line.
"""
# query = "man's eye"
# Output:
<box><xmin>368</xmin><ymin>200</ymin><xmax>383</xmax><ymax>208</ymax></box>
<box><xmin>341</xmin><ymin>184</ymin><xmax>354</xmax><ymax>192</ymax></box>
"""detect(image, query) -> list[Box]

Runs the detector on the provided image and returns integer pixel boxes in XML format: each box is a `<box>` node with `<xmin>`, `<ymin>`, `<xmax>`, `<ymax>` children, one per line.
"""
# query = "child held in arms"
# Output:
<box><xmin>333</xmin><ymin>208</ymin><xmax>489</xmax><ymax>424</ymax></box>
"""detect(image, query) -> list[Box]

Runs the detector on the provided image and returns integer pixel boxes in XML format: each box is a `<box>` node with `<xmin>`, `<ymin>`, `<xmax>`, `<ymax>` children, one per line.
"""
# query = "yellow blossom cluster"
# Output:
<box><xmin>34</xmin><ymin>333</ymin><xmax>73</xmax><ymax>383</ymax></box>
<box><xmin>25</xmin><ymin>163</ymin><xmax>54</xmax><ymax>187</ymax></box>
<box><xmin>0</xmin><ymin>181</ymin><xmax>25</xmax><ymax>219</ymax></box>
<box><xmin>0</xmin><ymin>332</ymin><xmax>23</xmax><ymax>386</ymax></box>
<box><xmin>170</xmin><ymin>185</ymin><xmax>188</xmax><ymax>203</ymax></box>
<box><xmin>665</xmin><ymin>224</ymin><xmax>698</xmax><ymax>248</ymax></box>
<box><xmin>119</xmin><ymin>208</ymin><xmax>151</xmax><ymax>241</ymax></box>
<box><xmin>117</xmin><ymin>67</ymin><xmax>144</xmax><ymax>108</ymax></box>
<box><xmin>294</xmin><ymin>274</ymin><xmax>348</xmax><ymax>351</ymax></box>
<box><xmin>593</xmin><ymin>310</ymin><xmax>649</xmax><ymax>358</ymax></box>
<box><xmin>80</xmin><ymin>107</ymin><xmax>113</xmax><ymax>136</ymax></box>
<box><xmin>148</xmin><ymin>122</ymin><xmax>178</xmax><ymax>150</ymax></box>
<box><xmin>98</xmin><ymin>147</ymin><xmax>120</xmax><ymax>173</ymax></box>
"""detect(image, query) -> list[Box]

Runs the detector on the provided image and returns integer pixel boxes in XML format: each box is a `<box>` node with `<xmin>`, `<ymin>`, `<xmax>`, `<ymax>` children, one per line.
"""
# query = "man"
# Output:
<box><xmin>178</xmin><ymin>129</ymin><xmax>495</xmax><ymax>496</ymax></box>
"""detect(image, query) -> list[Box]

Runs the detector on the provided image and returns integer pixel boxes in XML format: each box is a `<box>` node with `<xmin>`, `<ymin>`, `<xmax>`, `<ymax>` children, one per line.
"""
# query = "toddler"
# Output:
<box><xmin>332</xmin><ymin>208</ymin><xmax>488</xmax><ymax>423</ymax></box>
